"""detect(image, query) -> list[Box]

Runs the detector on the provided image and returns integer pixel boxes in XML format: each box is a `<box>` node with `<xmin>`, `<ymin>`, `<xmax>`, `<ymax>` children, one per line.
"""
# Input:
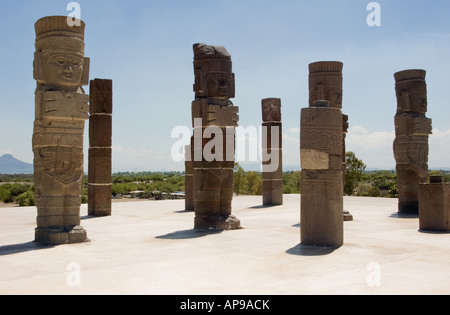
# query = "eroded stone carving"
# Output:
<box><xmin>33</xmin><ymin>16</ymin><xmax>90</xmax><ymax>244</ymax></box>
<box><xmin>191</xmin><ymin>43</ymin><xmax>241</xmax><ymax>230</ymax></box>
<box><xmin>309</xmin><ymin>61</ymin><xmax>343</xmax><ymax>109</ymax></box>
<box><xmin>394</xmin><ymin>70</ymin><xmax>432</xmax><ymax>214</ymax></box>
<box><xmin>308</xmin><ymin>61</ymin><xmax>352</xmax><ymax>221</ymax></box>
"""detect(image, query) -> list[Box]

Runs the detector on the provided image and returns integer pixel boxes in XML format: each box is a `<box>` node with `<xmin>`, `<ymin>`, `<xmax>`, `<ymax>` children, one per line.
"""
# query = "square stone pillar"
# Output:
<box><xmin>262</xmin><ymin>98</ymin><xmax>283</xmax><ymax>206</ymax></box>
<box><xmin>419</xmin><ymin>175</ymin><xmax>450</xmax><ymax>232</ymax></box>
<box><xmin>88</xmin><ymin>79</ymin><xmax>113</xmax><ymax>217</ymax></box>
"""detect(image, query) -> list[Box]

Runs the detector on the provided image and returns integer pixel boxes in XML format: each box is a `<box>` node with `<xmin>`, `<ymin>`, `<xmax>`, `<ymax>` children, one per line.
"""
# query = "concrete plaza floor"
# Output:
<box><xmin>0</xmin><ymin>195</ymin><xmax>449</xmax><ymax>295</ymax></box>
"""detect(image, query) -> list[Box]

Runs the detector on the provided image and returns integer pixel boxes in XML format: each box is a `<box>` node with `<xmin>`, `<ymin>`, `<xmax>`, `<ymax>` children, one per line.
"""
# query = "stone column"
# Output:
<box><xmin>300</xmin><ymin>100</ymin><xmax>344</xmax><ymax>247</ymax></box>
<box><xmin>419</xmin><ymin>175</ymin><xmax>450</xmax><ymax>232</ymax></box>
<box><xmin>394</xmin><ymin>70</ymin><xmax>432</xmax><ymax>214</ymax></box>
<box><xmin>191</xmin><ymin>43</ymin><xmax>241</xmax><ymax>230</ymax></box>
<box><xmin>261</xmin><ymin>98</ymin><xmax>283</xmax><ymax>206</ymax></box>
<box><xmin>33</xmin><ymin>16</ymin><xmax>90</xmax><ymax>245</ymax></box>
<box><xmin>184</xmin><ymin>144</ymin><xmax>194</xmax><ymax>211</ymax></box>
<box><xmin>309</xmin><ymin>61</ymin><xmax>352</xmax><ymax>221</ymax></box>
<box><xmin>88</xmin><ymin>79</ymin><xmax>113</xmax><ymax>217</ymax></box>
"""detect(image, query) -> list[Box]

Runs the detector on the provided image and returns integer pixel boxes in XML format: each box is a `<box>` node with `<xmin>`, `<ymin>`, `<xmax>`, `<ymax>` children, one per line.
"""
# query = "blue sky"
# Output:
<box><xmin>1</xmin><ymin>0</ymin><xmax>450</xmax><ymax>172</ymax></box>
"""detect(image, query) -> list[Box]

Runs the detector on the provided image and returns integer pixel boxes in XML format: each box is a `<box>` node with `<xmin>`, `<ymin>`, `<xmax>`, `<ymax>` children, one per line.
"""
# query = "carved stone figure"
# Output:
<box><xmin>309</xmin><ymin>61</ymin><xmax>352</xmax><ymax>221</ymax></box>
<box><xmin>88</xmin><ymin>79</ymin><xmax>113</xmax><ymax>217</ymax></box>
<box><xmin>261</xmin><ymin>98</ymin><xmax>283</xmax><ymax>206</ymax></box>
<box><xmin>33</xmin><ymin>16</ymin><xmax>90</xmax><ymax>244</ymax></box>
<box><xmin>300</xmin><ymin>100</ymin><xmax>344</xmax><ymax>247</ymax></box>
<box><xmin>191</xmin><ymin>43</ymin><xmax>241</xmax><ymax>230</ymax></box>
<box><xmin>394</xmin><ymin>70</ymin><xmax>432</xmax><ymax>214</ymax></box>
<box><xmin>309</xmin><ymin>61</ymin><xmax>343</xmax><ymax>109</ymax></box>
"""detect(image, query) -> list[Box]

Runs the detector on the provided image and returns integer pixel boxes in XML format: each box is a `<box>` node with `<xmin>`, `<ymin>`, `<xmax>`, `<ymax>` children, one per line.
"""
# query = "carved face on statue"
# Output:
<box><xmin>34</xmin><ymin>16</ymin><xmax>89</xmax><ymax>89</ymax></box>
<box><xmin>193</xmin><ymin>43</ymin><xmax>235</xmax><ymax>99</ymax></box>
<box><xmin>395</xmin><ymin>69</ymin><xmax>428</xmax><ymax>115</ymax></box>
<box><xmin>397</xmin><ymin>83</ymin><xmax>427</xmax><ymax>115</ymax></box>
<box><xmin>42</xmin><ymin>52</ymin><xmax>85</xmax><ymax>87</ymax></box>
<box><xmin>206</xmin><ymin>73</ymin><xmax>234</xmax><ymax>98</ymax></box>
<box><xmin>308</xmin><ymin>61</ymin><xmax>343</xmax><ymax>109</ymax></box>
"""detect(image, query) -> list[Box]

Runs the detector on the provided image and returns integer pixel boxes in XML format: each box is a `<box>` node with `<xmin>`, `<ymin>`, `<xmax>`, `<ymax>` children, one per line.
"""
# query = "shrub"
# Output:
<box><xmin>17</xmin><ymin>191</ymin><xmax>35</xmax><ymax>207</ymax></box>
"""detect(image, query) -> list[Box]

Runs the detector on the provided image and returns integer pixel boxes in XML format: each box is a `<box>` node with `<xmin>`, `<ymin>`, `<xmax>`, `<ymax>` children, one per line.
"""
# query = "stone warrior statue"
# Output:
<box><xmin>33</xmin><ymin>16</ymin><xmax>90</xmax><ymax>244</ymax></box>
<box><xmin>191</xmin><ymin>43</ymin><xmax>241</xmax><ymax>230</ymax></box>
<box><xmin>394</xmin><ymin>69</ymin><xmax>432</xmax><ymax>214</ymax></box>
<box><xmin>308</xmin><ymin>61</ymin><xmax>353</xmax><ymax>221</ymax></box>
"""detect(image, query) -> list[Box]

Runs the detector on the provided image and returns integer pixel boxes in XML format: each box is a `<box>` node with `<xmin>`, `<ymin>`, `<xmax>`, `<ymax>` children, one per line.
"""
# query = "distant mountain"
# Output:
<box><xmin>0</xmin><ymin>154</ymin><xmax>33</xmax><ymax>174</ymax></box>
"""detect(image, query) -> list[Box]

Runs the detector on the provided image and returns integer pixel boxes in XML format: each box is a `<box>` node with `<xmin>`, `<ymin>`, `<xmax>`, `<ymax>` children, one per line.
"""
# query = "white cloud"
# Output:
<box><xmin>347</xmin><ymin>126</ymin><xmax>395</xmax><ymax>151</ymax></box>
<box><xmin>0</xmin><ymin>149</ymin><xmax>15</xmax><ymax>156</ymax></box>
<box><xmin>429</xmin><ymin>129</ymin><xmax>450</xmax><ymax>169</ymax></box>
<box><xmin>346</xmin><ymin>126</ymin><xmax>396</xmax><ymax>169</ymax></box>
<box><xmin>288</xmin><ymin>127</ymin><xmax>300</xmax><ymax>134</ymax></box>
<box><xmin>346</xmin><ymin>126</ymin><xmax>450</xmax><ymax>170</ymax></box>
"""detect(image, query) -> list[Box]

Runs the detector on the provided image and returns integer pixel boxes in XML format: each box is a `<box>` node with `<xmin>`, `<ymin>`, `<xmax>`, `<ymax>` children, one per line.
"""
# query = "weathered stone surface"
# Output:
<box><xmin>309</xmin><ymin>61</ymin><xmax>352</xmax><ymax>221</ymax></box>
<box><xmin>419</xmin><ymin>177</ymin><xmax>450</xmax><ymax>232</ymax></box>
<box><xmin>300</xmin><ymin>101</ymin><xmax>343</xmax><ymax>247</ymax></box>
<box><xmin>262</xmin><ymin>98</ymin><xmax>281</xmax><ymax>122</ymax></box>
<box><xmin>88</xmin><ymin>79</ymin><xmax>112</xmax><ymax>217</ymax></box>
<box><xmin>394</xmin><ymin>69</ymin><xmax>432</xmax><ymax>214</ymax></box>
<box><xmin>88</xmin><ymin>184</ymin><xmax>112</xmax><ymax>217</ymax></box>
<box><xmin>33</xmin><ymin>16</ymin><xmax>90</xmax><ymax>244</ymax></box>
<box><xmin>191</xmin><ymin>43</ymin><xmax>240</xmax><ymax>230</ymax></box>
<box><xmin>309</xmin><ymin>61</ymin><xmax>343</xmax><ymax>109</ymax></box>
<box><xmin>261</xmin><ymin>98</ymin><xmax>283</xmax><ymax>205</ymax></box>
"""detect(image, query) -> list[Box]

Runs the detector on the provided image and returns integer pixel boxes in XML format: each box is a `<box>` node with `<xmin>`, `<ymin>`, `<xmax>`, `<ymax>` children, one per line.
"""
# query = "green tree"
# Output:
<box><xmin>0</xmin><ymin>186</ymin><xmax>12</xmax><ymax>203</ymax></box>
<box><xmin>283</xmin><ymin>171</ymin><xmax>301</xmax><ymax>194</ymax></box>
<box><xmin>244</xmin><ymin>171</ymin><xmax>262</xmax><ymax>195</ymax></box>
<box><xmin>234</xmin><ymin>163</ymin><xmax>245</xmax><ymax>196</ymax></box>
<box><xmin>344</xmin><ymin>152</ymin><xmax>367</xmax><ymax>196</ymax></box>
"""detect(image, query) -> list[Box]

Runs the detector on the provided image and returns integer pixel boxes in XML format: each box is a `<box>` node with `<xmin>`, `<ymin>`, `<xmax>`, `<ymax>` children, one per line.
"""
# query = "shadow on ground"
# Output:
<box><xmin>249</xmin><ymin>204</ymin><xmax>281</xmax><ymax>209</ymax></box>
<box><xmin>389</xmin><ymin>212</ymin><xmax>418</xmax><ymax>219</ymax></box>
<box><xmin>0</xmin><ymin>241</ymin><xmax>53</xmax><ymax>256</ymax></box>
<box><xmin>286</xmin><ymin>243</ymin><xmax>340</xmax><ymax>256</ymax></box>
<box><xmin>155</xmin><ymin>229</ymin><xmax>223</xmax><ymax>240</ymax></box>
